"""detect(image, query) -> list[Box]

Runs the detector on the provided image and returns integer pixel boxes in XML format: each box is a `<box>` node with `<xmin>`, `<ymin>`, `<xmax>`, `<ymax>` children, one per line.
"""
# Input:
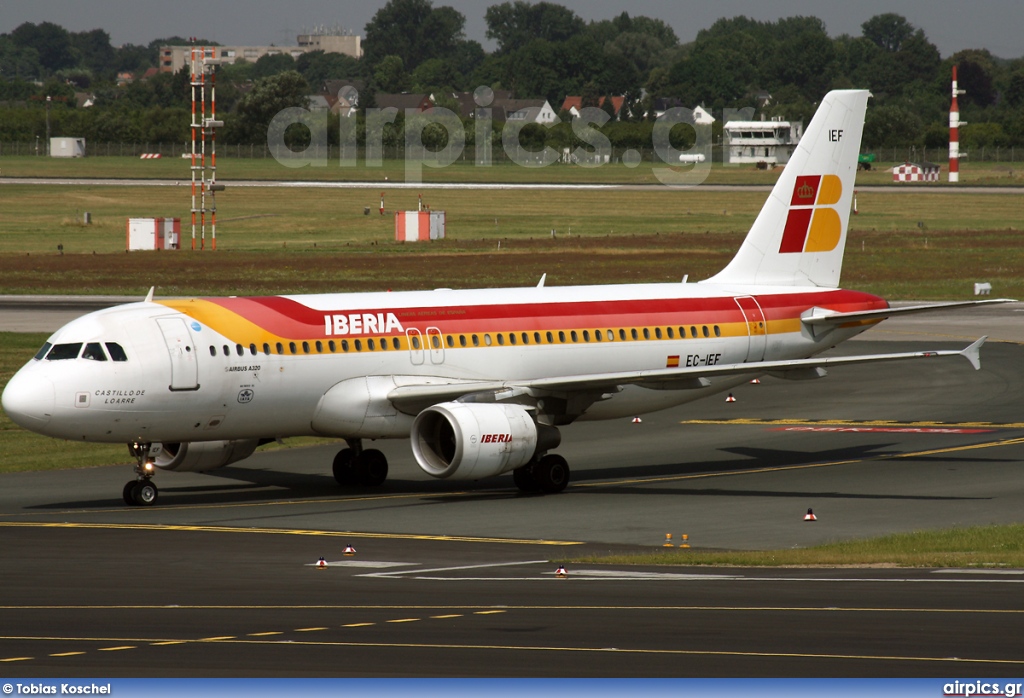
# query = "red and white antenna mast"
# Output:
<box><xmin>949</xmin><ymin>65</ymin><xmax>966</xmax><ymax>183</ymax></box>
<box><xmin>189</xmin><ymin>42</ymin><xmax>225</xmax><ymax>249</ymax></box>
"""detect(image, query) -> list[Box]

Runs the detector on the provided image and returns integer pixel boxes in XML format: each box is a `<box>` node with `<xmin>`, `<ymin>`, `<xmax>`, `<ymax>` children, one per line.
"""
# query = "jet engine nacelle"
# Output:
<box><xmin>411</xmin><ymin>402</ymin><xmax>545</xmax><ymax>480</ymax></box>
<box><xmin>151</xmin><ymin>439</ymin><xmax>260</xmax><ymax>472</ymax></box>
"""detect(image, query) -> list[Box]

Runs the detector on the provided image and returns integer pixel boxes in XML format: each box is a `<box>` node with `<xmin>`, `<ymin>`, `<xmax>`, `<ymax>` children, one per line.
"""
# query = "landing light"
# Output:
<box><xmin>143</xmin><ymin>461</ymin><xmax>154</xmax><ymax>473</ymax></box>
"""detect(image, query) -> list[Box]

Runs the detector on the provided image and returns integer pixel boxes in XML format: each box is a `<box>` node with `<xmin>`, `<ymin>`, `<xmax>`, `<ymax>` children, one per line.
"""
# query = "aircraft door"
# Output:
<box><xmin>733</xmin><ymin>296</ymin><xmax>767</xmax><ymax>363</ymax></box>
<box><xmin>426</xmin><ymin>327</ymin><xmax>444</xmax><ymax>364</ymax></box>
<box><xmin>156</xmin><ymin>317</ymin><xmax>200</xmax><ymax>391</ymax></box>
<box><xmin>406</xmin><ymin>328</ymin><xmax>425</xmax><ymax>365</ymax></box>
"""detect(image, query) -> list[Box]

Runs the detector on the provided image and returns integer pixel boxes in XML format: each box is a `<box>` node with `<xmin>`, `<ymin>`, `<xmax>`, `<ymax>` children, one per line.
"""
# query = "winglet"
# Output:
<box><xmin>537</xmin><ymin>273</ymin><xmax>546</xmax><ymax>288</ymax></box>
<box><xmin>961</xmin><ymin>336</ymin><xmax>987</xmax><ymax>371</ymax></box>
<box><xmin>144</xmin><ymin>286</ymin><xmax>155</xmax><ymax>303</ymax></box>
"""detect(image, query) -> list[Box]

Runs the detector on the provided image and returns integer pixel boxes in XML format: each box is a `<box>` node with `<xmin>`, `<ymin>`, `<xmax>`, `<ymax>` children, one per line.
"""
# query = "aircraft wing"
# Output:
<box><xmin>387</xmin><ymin>337</ymin><xmax>987</xmax><ymax>413</ymax></box>
<box><xmin>801</xmin><ymin>299</ymin><xmax>1015</xmax><ymax>328</ymax></box>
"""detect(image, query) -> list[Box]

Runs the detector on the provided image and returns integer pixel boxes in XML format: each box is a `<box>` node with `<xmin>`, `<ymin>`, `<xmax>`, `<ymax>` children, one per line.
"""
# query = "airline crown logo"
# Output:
<box><xmin>779</xmin><ymin>174</ymin><xmax>844</xmax><ymax>254</ymax></box>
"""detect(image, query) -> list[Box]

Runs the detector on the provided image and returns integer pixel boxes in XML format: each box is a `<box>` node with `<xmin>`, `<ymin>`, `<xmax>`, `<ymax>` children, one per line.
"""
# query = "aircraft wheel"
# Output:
<box><xmin>359</xmin><ymin>449</ymin><xmax>389</xmax><ymax>487</ymax></box>
<box><xmin>123</xmin><ymin>481</ymin><xmax>139</xmax><ymax>506</ymax></box>
<box><xmin>513</xmin><ymin>464</ymin><xmax>539</xmax><ymax>492</ymax></box>
<box><xmin>534</xmin><ymin>454</ymin><xmax>570</xmax><ymax>494</ymax></box>
<box><xmin>332</xmin><ymin>448</ymin><xmax>358</xmax><ymax>486</ymax></box>
<box><xmin>132</xmin><ymin>480</ymin><xmax>158</xmax><ymax>506</ymax></box>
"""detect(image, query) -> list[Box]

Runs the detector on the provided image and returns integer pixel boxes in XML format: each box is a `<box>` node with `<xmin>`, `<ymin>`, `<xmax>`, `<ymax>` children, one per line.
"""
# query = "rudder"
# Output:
<box><xmin>703</xmin><ymin>90</ymin><xmax>870</xmax><ymax>288</ymax></box>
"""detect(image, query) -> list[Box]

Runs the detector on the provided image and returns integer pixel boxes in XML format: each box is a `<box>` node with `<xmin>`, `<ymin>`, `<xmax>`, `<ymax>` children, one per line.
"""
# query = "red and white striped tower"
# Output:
<box><xmin>949</xmin><ymin>65</ymin><xmax>966</xmax><ymax>183</ymax></box>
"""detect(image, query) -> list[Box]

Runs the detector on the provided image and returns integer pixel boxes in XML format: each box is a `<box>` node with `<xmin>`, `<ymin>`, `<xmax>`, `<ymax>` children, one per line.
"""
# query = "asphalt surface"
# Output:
<box><xmin>1</xmin><ymin>306</ymin><xmax>1023</xmax><ymax>676</ymax></box>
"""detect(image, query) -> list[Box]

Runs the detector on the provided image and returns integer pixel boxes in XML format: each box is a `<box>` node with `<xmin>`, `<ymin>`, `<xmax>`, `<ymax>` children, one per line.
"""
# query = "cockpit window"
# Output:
<box><xmin>34</xmin><ymin>342</ymin><xmax>53</xmax><ymax>361</ymax></box>
<box><xmin>82</xmin><ymin>343</ymin><xmax>108</xmax><ymax>362</ymax></box>
<box><xmin>46</xmin><ymin>343</ymin><xmax>83</xmax><ymax>361</ymax></box>
<box><xmin>105</xmin><ymin>343</ymin><xmax>128</xmax><ymax>362</ymax></box>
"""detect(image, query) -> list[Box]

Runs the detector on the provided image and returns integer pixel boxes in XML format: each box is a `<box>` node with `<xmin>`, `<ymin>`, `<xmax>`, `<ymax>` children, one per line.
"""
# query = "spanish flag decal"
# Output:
<box><xmin>666</xmin><ymin>355</ymin><xmax>680</xmax><ymax>368</ymax></box>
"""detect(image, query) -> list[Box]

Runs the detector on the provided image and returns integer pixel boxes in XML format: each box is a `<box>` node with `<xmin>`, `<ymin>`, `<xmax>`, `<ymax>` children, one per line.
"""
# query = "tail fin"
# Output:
<box><xmin>703</xmin><ymin>90</ymin><xmax>870</xmax><ymax>288</ymax></box>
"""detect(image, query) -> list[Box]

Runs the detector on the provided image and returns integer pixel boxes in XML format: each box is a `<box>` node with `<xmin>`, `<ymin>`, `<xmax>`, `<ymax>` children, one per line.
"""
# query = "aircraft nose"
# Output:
<box><xmin>1</xmin><ymin>370</ymin><xmax>55</xmax><ymax>431</ymax></box>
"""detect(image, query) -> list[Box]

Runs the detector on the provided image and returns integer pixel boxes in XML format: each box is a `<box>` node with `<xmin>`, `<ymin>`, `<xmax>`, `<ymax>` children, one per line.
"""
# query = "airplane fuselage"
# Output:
<box><xmin>5</xmin><ymin>282</ymin><xmax>886</xmax><ymax>445</ymax></box>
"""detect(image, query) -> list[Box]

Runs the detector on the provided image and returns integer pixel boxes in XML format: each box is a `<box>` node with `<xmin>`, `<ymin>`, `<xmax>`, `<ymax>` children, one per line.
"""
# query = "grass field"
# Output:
<box><xmin>2</xmin><ymin>153</ymin><xmax>1023</xmax><ymax>186</ymax></box>
<box><xmin>0</xmin><ymin>182</ymin><xmax>1020</xmax><ymax>299</ymax></box>
<box><xmin>571</xmin><ymin>524</ymin><xmax>1024</xmax><ymax>568</ymax></box>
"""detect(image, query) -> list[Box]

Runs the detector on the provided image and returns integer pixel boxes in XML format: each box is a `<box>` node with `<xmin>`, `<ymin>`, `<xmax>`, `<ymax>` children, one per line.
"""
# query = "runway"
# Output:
<box><xmin>1</xmin><ymin>307</ymin><xmax>1023</xmax><ymax>675</ymax></box>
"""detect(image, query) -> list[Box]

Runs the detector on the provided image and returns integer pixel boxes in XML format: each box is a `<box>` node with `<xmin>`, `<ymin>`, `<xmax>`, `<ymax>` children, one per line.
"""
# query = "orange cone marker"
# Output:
<box><xmin>750</xmin><ymin>378</ymin><xmax>761</xmax><ymax>384</ymax></box>
<box><xmin>316</xmin><ymin>557</ymin><xmax>328</xmax><ymax>569</ymax></box>
<box><xmin>555</xmin><ymin>565</ymin><xmax>568</xmax><ymax>578</ymax></box>
<box><xmin>632</xmin><ymin>416</ymin><xmax>642</xmax><ymax>424</ymax></box>
<box><xmin>803</xmin><ymin>508</ymin><xmax>817</xmax><ymax>522</ymax></box>
<box><xmin>343</xmin><ymin>544</ymin><xmax>356</xmax><ymax>556</ymax></box>
<box><xmin>725</xmin><ymin>393</ymin><xmax>736</xmax><ymax>403</ymax></box>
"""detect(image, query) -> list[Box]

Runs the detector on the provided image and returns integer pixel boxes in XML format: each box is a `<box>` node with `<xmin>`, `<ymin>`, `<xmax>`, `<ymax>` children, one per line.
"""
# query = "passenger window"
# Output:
<box><xmin>714</xmin><ymin>325</ymin><xmax>721</xmax><ymax>337</ymax></box>
<box><xmin>34</xmin><ymin>342</ymin><xmax>53</xmax><ymax>360</ymax></box>
<box><xmin>534</xmin><ymin>332</ymin><xmax>542</xmax><ymax>344</ymax></box>
<box><xmin>380</xmin><ymin>338</ymin><xmax>388</xmax><ymax>351</ymax></box>
<box><xmin>655</xmin><ymin>328</ymin><xmax>662</xmax><ymax>339</ymax></box>
<box><xmin>209</xmin><ymin>346</ymin><xmax>217</xmax><ymax>357</ymax></box>
<box><xmin>46</xmin><ymin>343</ymin><xmax>82</xmax><ymax>361</ymax></box>
<box><xmin>607</xmin><ymin>330</ymin><xmax>614</xmax><ymax>341</ymax></box>
<box><xmin>412</xmin><ymin>336</ymin><xmax>421</xmax><ymax>350</ymax></box>
<box><xmin>459</xmin><ymin>335</ymin><xmax>467</xmax><ymax>347</ymax></box>
<box><xmin>522</xmin><ymin>333</ymin><xmax>530</xmax><ymax>345</ymax></box>
<box><xmin>446</xmin><ymin>335</ymin><xmax>454</xmax><ymax>348</ymax></box>
<box><xmin>702</xmin><ymin>326</ymin><xmax>710</xmax><ymax>338</ymax></box>
<box><xmin>558</xmin><ymin>331</ymin><xmax>566</xmax><ymax>343</ymax></box>
<box><xmin>250</xmin><ymin>343</ymin><xmax>257</xmax><ymax>356</ymax></box>
<box><xmin>593</xmin><ymin>331</ymin><xmax>601</xmax><ymax>342</ymax></box>
<box><xmin>328</xmin><ymin>340</ymin><xmax>336</xmax><ymax>353</ymax></box>
<box><xmin>276</xmin><ymin>342</ymin><xmax>284</xmax><ymax>354</ymax></box>
<box><xmin>341</xmin><ymin>340</ymin><xmax>349</xmax><ymax>352</ymax></box>
<box><xmin>289</xmin><ymin>342</ymin><xmax>297</xmax><ymax>354</ymax></box>
<box><xmin>106</xmin><ymin>343</ymin><xmax>128</xmax><ymax>362</ymax></box>
<box><xmin>392</xmin><ymin>337</ymin><xmax>400</xmax><ymax>349</ymax></box>
<box><xmin>82</xmin><ymin>343</ymin><xmax>107</xmax><ymax>361</ymax></box>
<box><xmin>631</xmin><ymin>329</ymin><xmax>638</xmax><ymax>340</ymax></box>
<box><xmin>315</xmin><ymin>341</ymin><xmax>323</xmax><ymax>353</ymax></box>
<box><xmin>472</xmin><ymin>335</ymin><xmax>479</xmax><ymax>347</ymax></box>
<box><xmin>691</xmin><ymin>326</ymin><xmax>698</xmax><ymax>338</ymax></box>
<box><xmin>263</xmin><ymin>343</ymin><xmax>271</xmax><ymax>355</ymax></box>
<box><xmin>496</xmin><ymin>334</ymin><xmax>504</xmax><ymax>346</ymax></box>
<box><xmin>301</xmin><ymin>341</ymin><xmax>309</xmax><ymax>354</ymax></box>
<box><xmin>570</xmin><ymin>331</ymin><xmax>578</xmax><ymax>342</ymax></box>
<box><xmin>234</xmin><ymin>344</ymin><xmax>243</xmax><ymax>356</ymax></box>
<box><xmin>643</xmin><ymin>328</ymin><xmax>650</xmax><ymax>340</ymax></box>
<box><xmin>367</xmin><ymin>338</ymin><xmax>376</xmax><ymax>350</ymax></box>
<box><xmin>354</xmin><ymin>339</ymin><xmax>362</xmax><ymax>351</ymax></box>
<box><xmin>666</xmin><ymin>327</ymin><xmax>674</xmax><ymax>339</ymax></box>
<box><xmin>222</xmin><ymin>345</ymin><xmax>230</xmax><ymax>357</ymax></box>
<box><xmin>509</xmin><ymin>333</ymin><xmax>516</xmax><ymax>345</ymax></box>
<box><xmin>484</xmin><ymin>334</ymin><xmax>492</xmax><ymax>346</ymax></box>
<box><xmin>619</xmin><ymin>329</ymin><xmax>626</xmax><ymax>341</ymax></box>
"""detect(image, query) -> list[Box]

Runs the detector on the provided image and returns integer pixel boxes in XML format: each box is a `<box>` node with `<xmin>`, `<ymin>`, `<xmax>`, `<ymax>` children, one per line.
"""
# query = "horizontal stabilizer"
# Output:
<box><xmin>802</xmin><ymin>298</ymin><xmax>1016</xmax><ymax>328</ymax></box>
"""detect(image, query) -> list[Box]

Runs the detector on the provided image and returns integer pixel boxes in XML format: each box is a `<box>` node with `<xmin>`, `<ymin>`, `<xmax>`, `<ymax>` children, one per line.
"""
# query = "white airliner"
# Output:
<box><xmin>1</xmin><ymin>90</ymin><xmax>1007</xmax><ymax>506</ymax></box>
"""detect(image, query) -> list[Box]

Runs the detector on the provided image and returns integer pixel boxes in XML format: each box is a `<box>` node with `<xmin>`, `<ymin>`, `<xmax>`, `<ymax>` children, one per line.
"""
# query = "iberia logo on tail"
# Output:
<box><xmin>779</xmin><ymin>174</ymin><xmax>843</xmax><ymax>253</ymax></box>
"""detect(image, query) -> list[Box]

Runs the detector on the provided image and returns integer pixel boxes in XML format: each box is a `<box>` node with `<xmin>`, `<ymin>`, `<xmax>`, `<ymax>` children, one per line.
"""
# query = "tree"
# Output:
<box><xmin>296</xmin><ymin>51</ymin><xmax>360</xmax><ymax>87</ymax></box>
<box><xmin>234</xmin><ymin>71</ymin><xmax>310</xmax><ymax>142</ymax></box>
<box><xmin>373</xmin><ymin>55</ymin><xmax>409</xmax><ymax>93</ymax></box>
<box><xmin>253</xmin><ymin>53</ymin><xmax>296</xmax><ymax>79</ymax></box>
<box><xmin>485</xmin><ymin>1</ymin><xmax>585</xmax><ymax>54</ymax></box>
<box><xmin>10</xmin><ymin>21</ymin><xmax>77</xmax><ymax>74</ymax></box>
<box><xmin>363</xmin><ymin>0</ymin><xmax>467</xmax><ymax>72</ymax></box>
<box><xmin>71</xmin><ymin>29</ymin><xmax>115</xmax><ymax>78</ymax></box>
<box><xmin>861</xmin><ymin>13</ymin><xmax>914</xmax><ymax>52</ymax></box>
<box><xmin>863</xmin><ymin>105</ymin><xmax>923</xmax><ymax>147</ymax></box>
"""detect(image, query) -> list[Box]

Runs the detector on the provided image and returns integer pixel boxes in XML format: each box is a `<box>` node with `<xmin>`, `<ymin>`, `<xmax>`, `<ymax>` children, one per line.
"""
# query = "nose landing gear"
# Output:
<box><xmin>124</xmin><ymin>442</ymin><xmax>159</xmax><ymax>506</ymax></box>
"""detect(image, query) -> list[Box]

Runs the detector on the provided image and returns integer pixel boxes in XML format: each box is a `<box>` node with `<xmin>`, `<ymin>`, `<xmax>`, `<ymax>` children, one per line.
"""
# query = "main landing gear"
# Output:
<box><xmin>332</xmin><ymin>439</ymin><xmax>389</xmax><ymax>487</ymax></box>
<box><xmin>124</xmin><ymin>442</ymin><xmax>159</xmax><ymax>506</ymax></box>
<box><xmin>512</xmin><ymin>453</ymin><xmax>570</xmax><ymax>494</ymax></box>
